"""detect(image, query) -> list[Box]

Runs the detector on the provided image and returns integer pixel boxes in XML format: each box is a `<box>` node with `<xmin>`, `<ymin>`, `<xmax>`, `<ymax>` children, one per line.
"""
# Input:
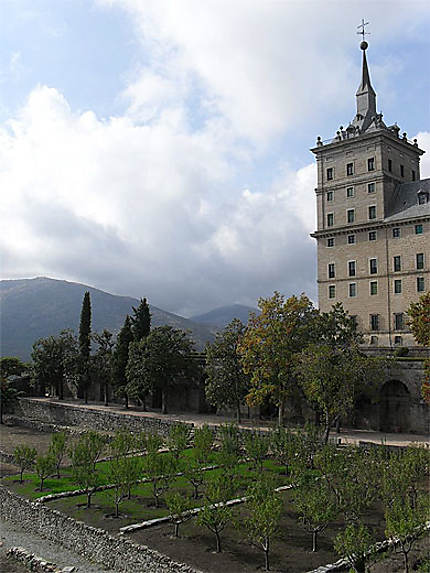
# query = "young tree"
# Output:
<box><xmin>197</xmin><ymin>474</ymin><xmax>235</xmax><ymax>553</ymax></box>
<box><xmin>91</xmin><ymin>329</ymin><xmax>114</xmax><ymax>406</ymax></box>
<box><xmin>407</xmin><ymin>292</ymin><xmax>430</xmax><ymax>403</ymax></box>
<box><xmin>69</xmin><ymin>433</ymin><xmax>103</xmax><ymax>508</ymax></box>
<box><xmin>49</xmin><ymin>431</ymin><xmax>67</xmax><ymax>478</ymax></box>
<box><xmin>131</xmin><ymin>297</ymin><xmax>151</xmax><ymax>341</ymax></box>
<box><xmin>242</xmin><ymin>476</ymin><xmax>283</xmax><ymax>571</ymax></box>
<box><xmin>218</xmin><ymin>423</ymin><xmax>241</xmax><ymax>471</ymax></box>
<box><xmin>244</xmin><ymin>430</ymin><xmax>269</xmax><ymax>472</ymax></box>
<box><xmin>78</xmin><ymin>291</ymin><xmax>92</xmax><ymax>403</ymax></box>
<box><xmin>205</xmin><ymin>319</ymin><xmax>250</xmax><ymax>422</ymax></box>
<box><xmin>334</xmin><ymin>522</ymin><xmax>375</xmax><ymax>573</ymax></box>
<box><xmin>13</xmin><ymin>444</ymin><xmax>36</xmax><ymax>483</ymax></box>
<box><xmin>35</xmin><ymin>453</ymin><xmax>55</xmax><ymax>491</ymax></box>
<box><xmin>167</xmin><ymin>423</ymin><xmax>190</xmax><ymax>462</ymax></box>
<box><xmin>0</xmin><ymin>357</ymin><xmax>26</xmax><ymax>424</ymax></box>
<box><xmin>269</xmin><ymin>425</ymin><xmax>301</xmax><ymax>477</ymax></box>
<box><xmin>112</xmin><ymin>315</ymin><xmax>134</xmax><ymax>408</ymax></box>
<box><xmin>238</xmin><ymin>292</ymin><xmax>318</xmax><ymax>425</ymax></box>
<box><xmin>183</xmin><ymin>425</ymin><xmax>214</xmax><ymax>499</ymax></box>
<box><xmin>144</xmin><ymin>449</ymin><xmax>177</xmax><ymax>508</ymax></box>
<box><xmin>106</xmin><ymin>431</ymin><xmax>137</xmax><ymax>516</ymax></box>
<box><xmin>166</xmin><ymin>491</ymin><xmax>193</xmax><ymax>537</ymax></box>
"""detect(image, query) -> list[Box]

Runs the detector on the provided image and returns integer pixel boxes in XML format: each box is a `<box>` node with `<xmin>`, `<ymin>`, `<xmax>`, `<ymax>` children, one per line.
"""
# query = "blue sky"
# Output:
<box><xmin>1</xmin><ymin>1</ymin><xmax>429</xmax><ymax>316</ymax></box>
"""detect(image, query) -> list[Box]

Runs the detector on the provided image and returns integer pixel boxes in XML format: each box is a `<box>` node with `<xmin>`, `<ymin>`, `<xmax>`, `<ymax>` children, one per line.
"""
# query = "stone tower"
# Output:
<box><xmin>311</xmin><ymin>40</ymin><xmax>430</xmax><ymax>347</ymax></box>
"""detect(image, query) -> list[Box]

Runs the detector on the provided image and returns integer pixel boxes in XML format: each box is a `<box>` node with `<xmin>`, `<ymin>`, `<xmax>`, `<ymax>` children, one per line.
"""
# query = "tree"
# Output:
<box><xmin>13</xmin><ymin>444</ymin><xmax>36</xmax><ymax>483</ymax></box>
<box><xmin>238</xmin><ymin>292</ymin><xmax>318</xmax><ymax>425</ymax></box>
<box><xmin>91</xmin><ymin>330</ymin><xmax>114</xmax><ymax>406</ymax></box>
<box><xmin>0</xmin><ymin>357</ymin><xmax>26</xmax><ymax>424</ymax></box>
<box><xmin>183</xmin><ymin>425</ymin><xmax>214</xmax><ymax>499</ymax></box>
<box><xmin>125</xmin><ymin>339</ymin><xmax>151</xmax><ymax>410</ymax></box>
<box><xmin>294</xmin><ymin>344</ymin><xmax>385</xmax><ymax>443</ymax></box>
<box><xmin>136</xmin><ymin>326</ymin><xmax>198</xmax><ymax>414</ymax></box>
<box><xmin>166</xmin><ymin>492</ymin><xmax>193</xmax><ymax>537</ymax></box>
<box><xmin>197</xmin><ymin>474</ymin><xmax>235</xmax><ymax>553</ymax></box>
<box><xmin>112</xmin><ymin>315</ymin><xmax>134</xmax><ymax>408</ymax></box>
<box><xmin>106</xmin><ymin>431</ymin><xmax>138</xmax><ymax>517</ymax></box>
<box><xmin>144</xmin><ymin>446</ymin><xmax>176</xmax><ymax>508</ymax></box>
<box><xmin>407</xmin><ymin>292</ymin><xmax>430</xmax><ymax>403</ymax></box>
<box><xmin>31</xmin><ymin>330</ymin><xmax>78</xmax><ymax>400</ymax></box>
<box><xmin>69</xmin><ymin>432</ymin><xmax>104</xmax><ymax>508</ymax></box>
<box><xmin>334</xmin><ymin>522</ymin><xmax>375</xmax><ymax>573</ymax></box>
<box><xmin>244</xmin><ymin>430</ymin><xmax>269</xmax><ymax>472</ymax></box>
<box><xmin>205</xmin><ymin>319</ymin><xmax>250</xmax><ymax>422</ymax></box>
<box><xmin>242</xmin><ymin>476</ymin><xmax>283</xmax><ymax>571</ymax></box>
<box><xmin>167</xmin><ymin>423</ymin><xmax>190</xmax><ymax>462</ymax></box>
<box><xmin>78</xmin><ymin>291</ymin><xmax>92</xmax><ymax>403</ymax></box>
<box><xmin>218</xmin><ymin>423</ymin><xmax>241</xmax><ymax>471</ymax></box>
<box><xmin>49</xmin><ymin>431</ymin><xmax>67</xmax><ymax>479</ymax></box>
<box><xmin>35</xmin><ymin>453</ymin><xmax>55</xmax><ymax>491</ymax></box>
<box><xmin>131</xmin><ymin>297</ymin><xmax>151</xmax><ymax>341</ymax></box>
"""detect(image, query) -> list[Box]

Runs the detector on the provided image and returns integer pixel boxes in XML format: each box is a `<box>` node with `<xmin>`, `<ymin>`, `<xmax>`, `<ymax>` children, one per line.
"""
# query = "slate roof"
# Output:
<box><xmin>384</xmin><ymin>178</ymin><xmax>430</xmax><ymax>222</ymax></box>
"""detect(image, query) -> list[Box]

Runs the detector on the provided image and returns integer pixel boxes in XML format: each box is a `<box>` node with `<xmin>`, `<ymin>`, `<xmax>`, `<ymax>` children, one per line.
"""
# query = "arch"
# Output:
<box><xmin>379</xmin><ymin>380</ymin><xmax>411</xmax><ymax>433</ymax></box>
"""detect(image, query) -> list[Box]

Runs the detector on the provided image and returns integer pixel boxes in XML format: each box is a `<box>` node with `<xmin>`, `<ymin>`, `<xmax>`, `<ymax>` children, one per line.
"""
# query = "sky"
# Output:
<box><xmin>1</xmin><ymin>0</ymin><xmax>429</xmax><ymax>317</ymax></box>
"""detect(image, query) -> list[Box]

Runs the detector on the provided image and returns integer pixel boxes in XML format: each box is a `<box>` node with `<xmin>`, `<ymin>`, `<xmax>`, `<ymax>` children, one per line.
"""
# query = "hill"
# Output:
<box><xmin>0</xmin><ymin>277</ymin><xmax>216</xmax><ymax>360</ymax></box>
<box><xmin>190</xmin><ymin>303</ymin><xmax>258</xmax><ymax>328</ymax></box>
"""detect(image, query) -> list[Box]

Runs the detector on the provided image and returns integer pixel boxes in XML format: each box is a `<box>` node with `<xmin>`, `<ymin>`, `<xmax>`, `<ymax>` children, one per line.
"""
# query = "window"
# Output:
<box><xmin>369</xmin><ymin>258</ymin><xmax>378</xmax><ymax>274</ymax></box>
<box><xmin>416</xmin><ymin>253</ymin><xmax>424</xmax><ymax>270</ymax></box>
<box><xmin>347</xmin><ymin>209</ymin><xmax>355</xmax><ymax>223</ymax></box>
<box><xmin>368</xmin><ymin>182</ymin><xmax>375</xmax><ymax>193</ymax></box>
<box><xmin>368</xmin><ymin>157</ymin><xmax>375</xmax><ymax>171</ymax></box>
<box><xmin>328</xmin><ymin>285</ymin><xmax>336</xmax><ymax>299</ymax></box>
<box><xmin>394</xmin><ymin>336</ymin><xmax>403</xmax><ymax>346</ymax></box>
<box><xmin>327</xmin><ymin>167</ymin><xmax>333</xmax><ymax>180</ymax></box>
<box><xmin>347</xmin><ymin>234</ymin><xmax>356</xmax><ymax>245</ymax></box>
<box><xmin>348</xmin><ymin>261</ymin><xmax>356</xmax><ymax>277</ymax></box>
<box><xmin>346</xmin><ymin>162</ymin><xmax>354</xmax><ymax>176</ymax></box>
<box><xmin>392</xmin><ymin>228</ymin><xmax>400</xmax><ymax>238</ymax></box>
<box><xmin>370</xmin><ymin>281</ymin><xmax>378</xmax><ymax>295</ymax></box>
<box><xmin>388</xmin><ymin>159</ymin><xmax>392</xmax><ymax>172</ymax></box>
<box><xmin>327</xmin><ymin>238</ymin><xmax>335</xmax><ymax>247</ymax></box>
<box><xmin>368</xmin><ymin>205</ymin><xmax>376</xmax><ymax>219</ymax></box>
<box><xmin>417</xmin><ymin>277</ymin><xmax>425</xmax><ymax>292</ymax></box>
<box><xmin>394</xmin><ymin>279</ymin><xmax>402</xmax><ymax>294</ymax></box>
<box><xmin>370</xmin><ymin>314</ymin><xmax>379</xmax><ymax>331</ymax></box>
<box><xmin>400</xmin><ymin>164</ymin><xmax>404</xmax><ymax>177</ymax></box>
<box><xmin>346</xmin><ymin>187</ymin><xmax>354</xmax><ymax>198</ymax></box>
<box><xmin>349</xmin><ymin>283</ymin><xmax>357</xmax><ymax>297</ymax></box>
<box><xmin>328</xmin><ymin>263</ymin><xmax>335</xmax><ymax>279</ymax></box>
<box><xmin>412</xmin><ymin>170</ymin><xmax>416</xmax><ymax>181</ymax></box>
<box><xmin>415</xmin><ymin>224</ymin><xmax>423</xmax><ymax>235</ymax></box>
<box><xmin>327</xmin><ymin>191</ymin><xmax>334</xmax><ymax>202</ymax></box>
<box><xmin>393</xmin><ymin>255</ymin><xmax>401</xmax><ymax>272</ymax></box>
<box><xmin>327</xmin><ymin>213</ymin><xmax>334</xmax><ymax>227</ymax></box>
<box><xmin>370</xmin><ymin>335</ymin><xmax>379</xmax><ymax>345</ymax></box>
<box><xmin>369</xmin><ymin>231</ymin><xmax>377</xmax><ymax>241</ymax></box>
<box><xmin>418</xmin><ymin>193</ymin><xmax>429</xmax><ymax>205</ymax></box>
<box><xmin>394</xmin><ymin>313</ymin><xmax>404</xmax><ymax>330</ymax></box>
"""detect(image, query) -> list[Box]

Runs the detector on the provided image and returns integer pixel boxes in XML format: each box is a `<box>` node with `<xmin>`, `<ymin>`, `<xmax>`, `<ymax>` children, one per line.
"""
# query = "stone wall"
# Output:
<box><xmin>0</xmin><ymin>487</ymin><xmax>200</xmax><ymax>573</ymax></box>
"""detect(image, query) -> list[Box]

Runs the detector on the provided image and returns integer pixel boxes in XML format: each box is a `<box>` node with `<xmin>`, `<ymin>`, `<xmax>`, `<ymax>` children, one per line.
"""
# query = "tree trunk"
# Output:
<box><xmin>278</xmin><ymin>396</ymin><xmax>285</xmax><ymax>426</ymax></box>
<box><xmin>59</xmin><ymin>379</ymin><xmax>64</xmax><ymax>401</ymax></box>
<box><xmin>335</xmin><ymin>416</ymin><xmax>340</xmax><ymax>433</ymax></box>
<box><xmin>323</xmin><ymin>411</ymin><xmax>331</xmax><ymax>444</ymax></box>
<box><xmin>162</xmin><ymin>389</ymin><xmax>168</xmax><ymax>414</ymax></box>
<box><xmin>87</xmin><ymin>491</ymin><xmax>91</xmax><ymax>509</ymax></box>
<box><xmin>40</xmin><ymin>478</ymin><xmax>44</xmax><ymax>492</ymax></box>
<box><xmin>84</xmin><ymin>389</ymin><xmax>88</xmax><ymax>405</ymax></box>
<box><xmin>20</xmin><ymin>469</ymin><xmax>24</xmax><ymax>484</ymax></box>
<box><xmin>115</xmin><ymin>500</ymin><xmax>119</xmax><ymax>518</ymax></box>
<box><xmin>403</xmin><ymin>549</ymin><xmax>409</xmax><ymax>573</ymax></box>
<box><xmin>264</xmin><ymin>538</ymin><xmax>270</xmax><ymax>571</ymax></box>
<box><xmin>125</xmin><ymin>393</ymin><xmax>129</xmax><ymax>409</ymax></box>
<box><xmin>142</xmin><ymin>395</ymin><xmax>146</xmax><ymax>412</ymax></box>
<box><xmin>236</xmin><ymin>401</ymin><xmax>241</xmax><ymax>424</ymax></box>
<box><xmin>215</xmin><ymin>531</ymin><xmax>221</xmax><ymax>553</ymax></box>
<box><xmin>104</xmin><ymin>384</ymin><xmax>109</xmax><ymax>406</ymax></box>
<box><xmin>175</xmin><ymin>522</ymin><xmax>179</xmax><ymax>537</ymax></box>
<box><xmin>193</xmin><ymin>483</ymin><xmax>199</xmax><ymax>499</ymax></box>
<box><xmin>312</xmin><ymin>530</ymin><xmax>318</xmax><ymax>552</ymax></box>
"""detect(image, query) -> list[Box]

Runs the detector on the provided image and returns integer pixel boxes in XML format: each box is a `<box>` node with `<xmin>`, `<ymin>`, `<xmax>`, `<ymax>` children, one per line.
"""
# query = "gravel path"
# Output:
<box><xmin>0</xmin><ymin>519</ymin><xmax>115</xmax><ymax>572</ymax></box>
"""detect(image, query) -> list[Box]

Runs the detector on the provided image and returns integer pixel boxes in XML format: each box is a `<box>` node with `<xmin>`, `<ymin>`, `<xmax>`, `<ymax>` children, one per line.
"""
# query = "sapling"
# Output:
<box><xmin>35</xmin><ymin>453</ymin><xmax>55</xmax><ymax>491</ymax></box>
<box><xmin>49</xmin><ymin>431</ymin><xmax>67</xmax><ymax>478</ymax></box>
<box><xmin>166</xmin><ymin>491</ymin><xmax>193</xmax><ymax>537</ymax></box>
<box><xmin>13</xmin><ymin>444</ymin><xmax>36</xmax><ymax>483</ymax></box>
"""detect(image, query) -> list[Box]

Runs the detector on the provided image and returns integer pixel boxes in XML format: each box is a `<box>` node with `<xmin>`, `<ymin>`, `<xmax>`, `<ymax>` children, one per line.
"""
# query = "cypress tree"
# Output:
<box><xmin>78</xmin><ymin>291</ymin><xmax>92</xmax><ymax>403</ymax></box>
<box><xmin>131</xmin><ymin>298</ymin><xmax>151</xmax><ymax>341</ymax></box>
<box><xmin>112</xmin><ymin>315</ymin><xmax>133</xmax><ymax>408</ymax></box>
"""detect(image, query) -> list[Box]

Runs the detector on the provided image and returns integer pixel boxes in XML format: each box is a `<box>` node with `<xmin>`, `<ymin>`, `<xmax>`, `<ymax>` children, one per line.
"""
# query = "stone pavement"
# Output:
<box><xmin>29</xmin><ymin>397</ymin><xmax>429</xmax><ymax>447</ymax></box>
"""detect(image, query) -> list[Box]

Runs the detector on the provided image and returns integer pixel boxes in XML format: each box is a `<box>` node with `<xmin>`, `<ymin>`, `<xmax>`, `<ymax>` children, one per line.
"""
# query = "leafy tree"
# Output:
<box><xmin>31</xmin><ymin>330</ymin><xmax>78</xmax><ymax>400</ymax></box>
<box><xmin>49</xmin><ymin>431</ymin><xmax>67</xmax><ymax>478</ymax></box>
<box><xmin>197</xmin><ymin>474</ymin><xmax>235</xmax><ymax>553</ymax></box>
<box><xmin>166</xmin><ymin>491</ymin><xmax>193</xmax><ymax>537</ymax></box>
<box><xmin>205</xmin><ymin>319</ymin><xmax>250</xmax><ymax>422</ymax></box>
<box><xmin>13</xmin><ymin>444</ymin><xmax>36</xmax><ymax>483</ymax></box>
<box><xmin>126</xmin><ymin>339</ymin><xmax>152</xmax><ymax>410</ymax></box>
<box><xmin>35</xmin><ymin>452</ymin><xmax>55</xmax><ymax>491</ymax></box>
<box><xmin>242</xmin><ymin>476</ymin><xmax>283</xmax><ymax>571</ymax></box>
<box><xmin>78</xmin><ymin>291</ymin><xmax>92</xmax><ymax>403</ymax></box>
<box><xmin>144</xmin><ymin>449</ymin><xmax>177</xmax><ymax>507</ymax></box>
<box><xmin>407</xmin><ymin>292</ymin><xmax>430</xmax><ymax>402</ymax></box>
<box><xmin>193</xmin><ymin>424</ymin><xmax>214</xmax><ymax>461</ymax></box>
<box><xmin>91</xmin><ymin>329</ymin><xmax>114</xmax><ymax>406</ymax></box>
<box><xmin>106</xmin><ymin>431</ymin><xmax>138</xmax><ymax>516</ymax></box>
<box><xmin>294</xmin><ymin>344</ymin><xmax>385</xmax><ymax>443</ymax></box>
<box><xmin>167</xmin><ymin>423</ymin><xmax>190</xmax><ymax>462</ymax></box>
<box><xmin>183</xmin><ymin>425</ymin><xmax>214</xmax><ymax>499</ymax></box>
<box><xmin>244</xmin><ymin>430</ymin><xmax>269</xmax><ymax>472</ymax></box>
<box><xmin>269</xmin><ymin>425</ymin><xmax>304</xmax><ymax>477</ymax></box>
<box><xmin>238</xmin><ymin>292</ymin><xmax>318</xmax><ymax>425</ymax></box>
<box><xmin>112</xmin><ymin>315</ymin><xmax>134</xmax><ymax>408</ymax></box>
<box><xmin>334</xmin><ymin>522</ymin><xmax>375</xmax><ymax>573</ymax></box>
<box><xmin>218</xmin><ymin>423</ymin><xmax>241</xmax><ymax>471</ymax></box>
<box><xmin>315</xmin><ymin>303</ymin><xmax>363</xmax><ymax>349</ymax></box>
<box><xmin>131</xmin><ymin>297</ymin><xmax>151</xmax><ymax>341</ymax></box>
<box><xmin>69</xmin><ymin>433</ymin><xmax>104</xmax><ymax>508</ymax></box>
<box><xmin>0</xmin><ymin>357</ymin><xmax>27</xmax><ymax>424</ymax></box>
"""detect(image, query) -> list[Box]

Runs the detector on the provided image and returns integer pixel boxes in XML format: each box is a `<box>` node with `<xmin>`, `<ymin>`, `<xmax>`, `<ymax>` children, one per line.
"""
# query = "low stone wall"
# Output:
<box><xmin>0</xmin><ymin>487</ymin><xmax>200</xmax><ymax>573</ymax></box>
<box><xmin>6</xmin><ymin>547</ymin><xmax>66</xmax><ymax>573</ymax></box>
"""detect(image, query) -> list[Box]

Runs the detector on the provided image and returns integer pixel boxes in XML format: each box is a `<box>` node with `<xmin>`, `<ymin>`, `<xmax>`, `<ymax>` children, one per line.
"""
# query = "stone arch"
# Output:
<box><xmin>379</xmin><ymin>380</ymin><xmax>411</xmax><ymax>433</ymax></box>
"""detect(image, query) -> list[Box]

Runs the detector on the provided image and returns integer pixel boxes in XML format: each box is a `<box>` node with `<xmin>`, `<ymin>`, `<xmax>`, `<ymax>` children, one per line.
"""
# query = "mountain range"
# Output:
<box><xmin>0</xmin><ymin>277</ymin><xmax>256</xmax><ymax>360</ymax></box>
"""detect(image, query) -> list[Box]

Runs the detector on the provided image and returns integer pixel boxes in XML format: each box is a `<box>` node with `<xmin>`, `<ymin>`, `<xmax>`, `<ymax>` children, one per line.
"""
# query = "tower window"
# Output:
<box><xmin>417</xmin><ymin>277</ymin><xmax>425</xmax><ymax>292</ymax></box>
<box><xmin>400</xmin><ymin>164</ymin><xmax>404</xmax><ymax>177</ymax></box>
<box><xmin>393</xmin><ymin>256</ymin><xmax>401</xmax><ymax>272</ymax></box>
<box><xmin>327</xmin><ymin>238</ymin><xmax>335</xmax><ymax>247</ymax></box>
<box><xmin>347</xmin><ymin>234</ymin><xmax>356</xmax><ymax>245</ymax></box>
<box><xmin>370</xmin><ymin>281</ymin><xmax>378</xmax><ymax>295</ymax></box>
<box><xmin>367</xmin><ymin>158</ymin><xmax>375</xmax><ymax>171</ymax></box>
<box><xmin>392</xmin><ymin>228</ymin><xmax>400</xmax><ymax>238</ymax></box>
<box><xmin>346</xmin><ymin>187</ymin><xmax>354</xmax><ymax>198</ymax></box>
<box><xmin>388</xmin><ymin>159</ymin><xmax>392</xmax><ymax>172</ymax></box>
<box><xmin>370</xmin><ymin>314</ymin><xmax>379</xmax><ymax>331</ymax></box>
<box><xmin>418</xmin><ymin>193</ymin><xmax>429</xmax><ymax>205</ymax></box>
<box><xmin>328</xmin><ymin>285</ymin><xmax>336</xmax><ymax>299</ymax></box>
<box><xmin>370</xmin><ymin>335</ymin><xmax>379</xmax><ymax>345</ymax></box>
<box><xmin>328</xmin><ymin>263</ymin><xmax>335</xmax><ymax>279</ymax></box>
<box><xmin>348</xmin><ymin>261</ymin><xmax>356</xmax><ymax>277</ymax></box>
<box><xmin>327</xmin><ymin>213</ymin><xmax>334</xmax><ymax>227</ymax></box>
<box><xmin>415</xmin><ymin>224</ymin><xmax>423</xmax><ymax>235</ymax></box>
<box><xmin>327</xmin><ymin>167</ymin><xmax>334</xmax><ymax>180</ymax></box>
<box><xmin>368</xmin><ymin>182</ymin><xmax>375</xmax><ymax>193</ymax></box>
<box><xmin>412</xmin><ymin>170</ymin><xmax>416</xmax><ymax>181</ymax></box>
<box><xmin>327</xmin><ymin>191</ymin><xmax>334</xmax><ymax>202</ymax></box>
<box><xmin>416</xmin><ymin>253</ymin><xmax>424</xmax><ymax>269</ymax></box>
<box><xmin>349</xmin><ymin>283</ymin><xmax>357</xmax><ymax>297</ymax></box>
<box><xmin>394</xmin><ymin>313</ymin><xmax>404</xmax><ymax>330</ymax></box>
<box><xmin>368</xmin><ymin>205</ymin><xmax>376</xmax><ymax>219</ymax></box>
<box><xmin>369</xmin><ymin>258</ymin><xmax>378</xmax><ymax>274</ymax></box>
<box><xmin>394</xmin><ymin>335</ymin><xmax>403</xmax><ymax>346</ymax></box>
<box><xmin>347</xmin><ymin>209</ymin><xmax>355</xmax><ymax>223</ymax></box>
<box><xmin>346</xmin><ymin>163</ymin><xmax>354</xmax><ymax>176</ymax></box>
<box><xmin>368</xmin><ymin>231</ymin><xmax>377</xmax><ymax>241</ymax></box>
<box><xmin>394</xmin><ymin>279</ymin><xmax>402</xmax><ymax>294</ymax></box>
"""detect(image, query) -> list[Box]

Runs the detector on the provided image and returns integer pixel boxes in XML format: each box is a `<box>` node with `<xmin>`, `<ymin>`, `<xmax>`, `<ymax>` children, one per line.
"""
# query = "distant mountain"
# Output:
<box><xmin>190</xmin><ymin>304</ymin><xmax>258</xmax><ymax>328</ymax></box>
<box><xmin>0</xmin><ymin>277</ymin><xmax>216</xmax><ymax>360</ymax></box>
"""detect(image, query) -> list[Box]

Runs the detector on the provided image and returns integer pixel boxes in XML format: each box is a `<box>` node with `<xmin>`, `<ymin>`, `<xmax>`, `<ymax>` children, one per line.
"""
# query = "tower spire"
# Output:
<box><xmin>353</xmin><ymin>25</ymin><xmax>377</xmax><ymax>133</ymax></box>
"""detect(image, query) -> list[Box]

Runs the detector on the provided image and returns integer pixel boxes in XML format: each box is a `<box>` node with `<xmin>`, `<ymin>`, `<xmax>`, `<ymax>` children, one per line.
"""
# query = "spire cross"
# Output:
<box><xmin>357</xmin><ymin>19</ymin><xmax>370</xmax><ymax>41</ymax></box>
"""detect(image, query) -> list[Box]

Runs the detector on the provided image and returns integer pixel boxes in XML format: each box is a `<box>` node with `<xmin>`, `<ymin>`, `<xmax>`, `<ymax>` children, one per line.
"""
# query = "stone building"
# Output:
<box><xmin>311</xmin><ymin>40</ymin><xmax>429</xmax><ymax>347</ymax></box>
